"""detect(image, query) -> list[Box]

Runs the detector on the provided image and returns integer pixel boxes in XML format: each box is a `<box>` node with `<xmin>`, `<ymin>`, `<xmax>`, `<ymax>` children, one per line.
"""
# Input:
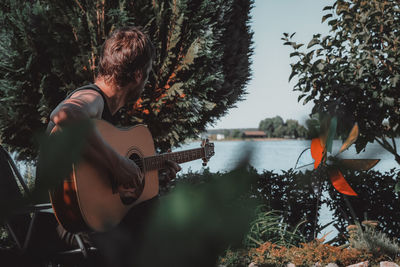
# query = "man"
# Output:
<box><xmin>45</xmin><ymin>26</ymin><xmax>181</xmax><ymax>259</ymax></box>
<box><xmin>49</xmin><ymin>26</ymin><xmax>180</xmax><ymax>198</ymax></box>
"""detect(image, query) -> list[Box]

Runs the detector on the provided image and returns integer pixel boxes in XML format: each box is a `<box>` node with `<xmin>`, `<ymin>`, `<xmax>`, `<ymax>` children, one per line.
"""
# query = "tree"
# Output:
<box><xmin>273</xmin><ymin>125</ymin><xmax>287</xmax><ymax>138</ymax></box>
<box><xmin>259</xmin><ymin>116</ymin><xmax>307</xmax><ymax>138</ymax></box>
<box><xmin>305</xmin><ymin>117</ymin><xmax>320</xmax><ymax>139</ymax></box>
<box><xmin>0</xmin><ymin>0</ymin><xmax>254</xmax><ymax>160</ymax></box>
<box><xmin>286</xmin><ymin>119</ymin><xmax>307</xmax><ymax>139</ymax></box>
<box><xmin>258</xmin><ymin>118</ymin><xmax>274</xmax><ymax>137</ymax></box>
<box><xmin>259</xmin><ymin>116</ymin><xmax>284</xmax><ymax>137</ymax></box>
<box><xmin>283</xmin><ymin>0</ymin><xmax>400</xmax><ymax>164</ymax></box>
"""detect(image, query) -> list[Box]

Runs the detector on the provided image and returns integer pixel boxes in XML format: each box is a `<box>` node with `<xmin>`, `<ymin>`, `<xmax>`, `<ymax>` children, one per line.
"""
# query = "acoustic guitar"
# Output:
<box><xmin>50</xmin><ymin>119</ymin><xmax>215</xmax><ymax>233</ymax></box>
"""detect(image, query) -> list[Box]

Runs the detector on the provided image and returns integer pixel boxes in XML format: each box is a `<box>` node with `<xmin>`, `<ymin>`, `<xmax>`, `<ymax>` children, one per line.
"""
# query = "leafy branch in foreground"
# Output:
<box><xmin>283</xmin><ymin>0</ymin><xmax>400</xmax><ymax>165</ymax></box>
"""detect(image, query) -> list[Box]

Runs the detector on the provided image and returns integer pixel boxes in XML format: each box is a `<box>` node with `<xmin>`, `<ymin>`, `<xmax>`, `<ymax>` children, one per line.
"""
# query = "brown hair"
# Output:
<box><xmin>98</xmin><ymin>26</ymin><xmax>155</xmax><ymax>87</ymax></box>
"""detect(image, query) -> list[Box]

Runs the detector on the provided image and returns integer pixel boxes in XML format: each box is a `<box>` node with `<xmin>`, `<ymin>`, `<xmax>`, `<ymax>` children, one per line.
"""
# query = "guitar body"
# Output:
<box><xmin>50</xmin><ymin>120</ymin><xmax>159</xmax><ymax>233</ymax></box>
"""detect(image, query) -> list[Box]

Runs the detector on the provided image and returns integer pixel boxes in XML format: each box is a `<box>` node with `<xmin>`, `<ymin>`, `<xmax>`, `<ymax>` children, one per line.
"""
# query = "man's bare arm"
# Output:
<box><xmin>50</xmin><ymin>90</ymin><xmax>143</xmax><ymax>193</ymax></box>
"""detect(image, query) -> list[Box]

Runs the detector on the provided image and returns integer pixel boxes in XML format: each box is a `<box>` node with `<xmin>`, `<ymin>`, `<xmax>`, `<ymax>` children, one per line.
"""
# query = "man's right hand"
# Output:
<box><xmin>115</xmin><ymin>156</ymin><xmax>144</xmax><ymax>200</ymax></box>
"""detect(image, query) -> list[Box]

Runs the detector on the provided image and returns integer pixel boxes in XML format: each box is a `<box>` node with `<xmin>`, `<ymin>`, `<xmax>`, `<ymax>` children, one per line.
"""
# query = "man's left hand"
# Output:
<box><xmin>159</xmin><ymin>159</ymin><xmax>181</xmax><ymax>184</ymax></box>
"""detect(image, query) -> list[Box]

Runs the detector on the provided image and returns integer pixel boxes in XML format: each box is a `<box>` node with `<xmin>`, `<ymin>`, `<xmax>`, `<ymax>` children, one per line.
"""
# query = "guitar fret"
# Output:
<box><xmin>144</xmin><ymin>148</ymin><xmax>204</xmax><ymax>171</ymax></box>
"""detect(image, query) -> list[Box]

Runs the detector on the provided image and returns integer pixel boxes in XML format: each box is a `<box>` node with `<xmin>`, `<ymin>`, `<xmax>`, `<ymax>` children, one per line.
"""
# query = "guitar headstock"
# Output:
<box><xmin>201</xmin><ymin>139</ymin><xmax>215</xmax><ymax>166</ymax></box>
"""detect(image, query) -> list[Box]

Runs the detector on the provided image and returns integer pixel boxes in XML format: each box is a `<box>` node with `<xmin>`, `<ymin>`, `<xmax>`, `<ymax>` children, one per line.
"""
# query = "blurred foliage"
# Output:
<box><xmin>124</xmin><ymin>165</ymin><xmax>259</xmax><ymax>267</ymax></box>
<box><xmin>283</xmin><ymin>0</ymin><xmax>400</xmax><ymax>165</ymax></box>
<box><xmin>0</xmin><ymin>0</ymin><xmax>253</xmax><ymax>160</ymax></box>
<box><xmin>34</xmin><ymin>120</ymin><xmax>93</xmax><ymax>202</ymax></box>
<box><xmin>305</xmin><ymin>116</ymin><xmax>321</xmax><ymax>140</ymax></box>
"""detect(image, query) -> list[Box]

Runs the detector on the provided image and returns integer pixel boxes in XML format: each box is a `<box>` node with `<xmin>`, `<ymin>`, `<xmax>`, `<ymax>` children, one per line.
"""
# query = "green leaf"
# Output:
<box><xmin>290</xmin><ymin>52</ymin><xmax>300</xmax><ymax>58</ymax></box>
<box><xmin>328</xmin><ymin>19</ymin><xmax>338</xmax><ymax>26</ymax></box>
<box><xmin>395</xmin><ymin>182</ymin><xmax>400</xmax><ymax>193</ymax></box>
<box><xmin>382</xmin><ymin>97</ymin><xmax>395</xmax><ymax>106</ymax></box>
<box><xmin>322</xmin><ymin>14</ymin><xmax>332</xmax><ymax>23</ymax></box>
<box><xmin>391</xmin><ymin>75</ymin><xmax>400</xmax><ymax>86</ymax></box>
<box><xmin>289</xmin><ymin>70</ymin><xmax>297</xmax><ymax>81</ymax></box>
<box><xmin>297</xmin><ymin>94</ymin><xmax>306</xmax><ymax>102</ymax></box>
<box><xmin>294</xmin><ymin>43</ymin><xmax>304</xmax><ymax>49</ymax></box>
<box><xmin>307</xmin><ymin>38</ymin><xmax>320</xmax><ymax>49</ymax></box>
<box><xmin>283</xmin><ymin>41</ymin><xmax>297</xmax><ymax>47</ymax></box>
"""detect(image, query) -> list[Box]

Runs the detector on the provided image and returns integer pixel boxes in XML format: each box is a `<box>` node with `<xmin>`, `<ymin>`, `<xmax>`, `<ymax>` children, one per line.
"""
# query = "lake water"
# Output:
<box><xmin>177</xmin><ymin>139</ymin><xmax>400</xmax><ymax>174</ymax></box>
<box><xmin>176</xmin><ymin>138</ymin><xmax>400</xmax><ymax>241</ymax></box>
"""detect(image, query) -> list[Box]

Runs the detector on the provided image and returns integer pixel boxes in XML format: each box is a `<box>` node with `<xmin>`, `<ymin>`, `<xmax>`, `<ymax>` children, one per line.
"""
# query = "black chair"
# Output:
<box><xmin>0</xmin><ymin>145</ymin><xmax>97</xmax><ymax>266</ymax></box>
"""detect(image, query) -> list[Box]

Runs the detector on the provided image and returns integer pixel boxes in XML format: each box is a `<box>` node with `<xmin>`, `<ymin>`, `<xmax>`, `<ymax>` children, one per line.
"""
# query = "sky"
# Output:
<box><xmin>210</xmin><ymin>0</ymin><xmax>335</xmax><ymax>129</ymax></box>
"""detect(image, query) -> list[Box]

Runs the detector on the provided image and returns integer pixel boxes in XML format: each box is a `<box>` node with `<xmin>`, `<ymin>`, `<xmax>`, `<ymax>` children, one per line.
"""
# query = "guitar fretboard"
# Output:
<box><xmin>144</xmin><ymin>148</ymin><xmax>204</xmax><ymax>171</ymax></box>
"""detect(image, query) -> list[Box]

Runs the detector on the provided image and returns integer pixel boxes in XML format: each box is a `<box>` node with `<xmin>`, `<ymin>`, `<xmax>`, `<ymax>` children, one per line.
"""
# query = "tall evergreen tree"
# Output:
<box><xmin>0</xmin><ymin>0</ymin><xmax>254</xmax><ymax>160</ymax></box>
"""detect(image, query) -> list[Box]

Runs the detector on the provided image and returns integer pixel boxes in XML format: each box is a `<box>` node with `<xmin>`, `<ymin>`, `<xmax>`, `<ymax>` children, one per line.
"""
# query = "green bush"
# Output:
<box><xmin>326</xmin><ymin>169</ymin><xmax>400</xmax><ymax>244</ymax></box>
<box><xmin>174</xmin><ymin>168</ymin><xmax>327</xmax><ymax>241</ymax></box>
<box><xmin>175</xmin><ymin>167</ymin><xmax>400</xmax><ymax>245</ymax></box>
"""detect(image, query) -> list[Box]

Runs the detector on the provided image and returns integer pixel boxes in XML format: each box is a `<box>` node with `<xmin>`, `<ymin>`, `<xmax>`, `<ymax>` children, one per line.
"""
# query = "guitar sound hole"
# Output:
<box><xmin>129</xmin><ymin>153</ymin><xmax>144</xmax><ymax>172</ymax></box>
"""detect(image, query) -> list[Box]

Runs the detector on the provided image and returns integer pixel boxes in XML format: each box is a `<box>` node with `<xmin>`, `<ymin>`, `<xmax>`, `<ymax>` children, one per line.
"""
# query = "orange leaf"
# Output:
<box><xmin>339</xmin><ymin>123</ymin><xmax>359</xmax><ymax>154</ymax></box>
<box><xmin>329</xmin><ymin>169</ymin><xmax>357</xmax><ymax>196</ymax></box>
<box><xmin>311</xmin><ymin>138</ymin><xmax>325</xmax><ymax>169</ymax></box>
<box><xmin>134</xmin><ymin>97</ymin><xmax>143</xmax><ymax>109</ymax></box>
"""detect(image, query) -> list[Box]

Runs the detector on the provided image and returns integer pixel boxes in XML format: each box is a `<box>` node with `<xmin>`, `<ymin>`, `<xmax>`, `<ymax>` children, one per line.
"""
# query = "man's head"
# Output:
<box><xmin>98</xmin><ymin>26</ymin><xmax>155</xmax><ymax>88</ymax></box>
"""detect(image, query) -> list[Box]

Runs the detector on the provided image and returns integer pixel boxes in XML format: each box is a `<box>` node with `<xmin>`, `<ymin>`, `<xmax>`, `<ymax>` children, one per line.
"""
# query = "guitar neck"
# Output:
<box><xmin>144</xmin><ymin>148</ymin><xmax>204</xmax><ymax>171</ymax></box>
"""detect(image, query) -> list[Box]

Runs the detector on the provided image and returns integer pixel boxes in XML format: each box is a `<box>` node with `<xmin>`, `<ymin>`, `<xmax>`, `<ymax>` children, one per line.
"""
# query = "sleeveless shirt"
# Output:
<box><xmin>46</xmin><ymin>84</ymin><xmax>115</xmax><ymax>133</ymax></box>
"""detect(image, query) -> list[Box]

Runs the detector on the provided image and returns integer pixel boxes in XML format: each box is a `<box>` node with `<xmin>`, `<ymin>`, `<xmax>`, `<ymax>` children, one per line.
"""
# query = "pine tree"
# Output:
<box><xmin>0</xmin><ymin>0</ymin><xmax>253</xmax><ymax>160</ymax></box>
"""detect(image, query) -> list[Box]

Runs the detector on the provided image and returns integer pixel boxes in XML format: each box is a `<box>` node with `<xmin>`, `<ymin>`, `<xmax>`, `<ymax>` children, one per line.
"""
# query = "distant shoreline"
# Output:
<box><xmin>194</xmin><ymin>137</ymin><xmax>306</xmax><ymax>142</ymax></box>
